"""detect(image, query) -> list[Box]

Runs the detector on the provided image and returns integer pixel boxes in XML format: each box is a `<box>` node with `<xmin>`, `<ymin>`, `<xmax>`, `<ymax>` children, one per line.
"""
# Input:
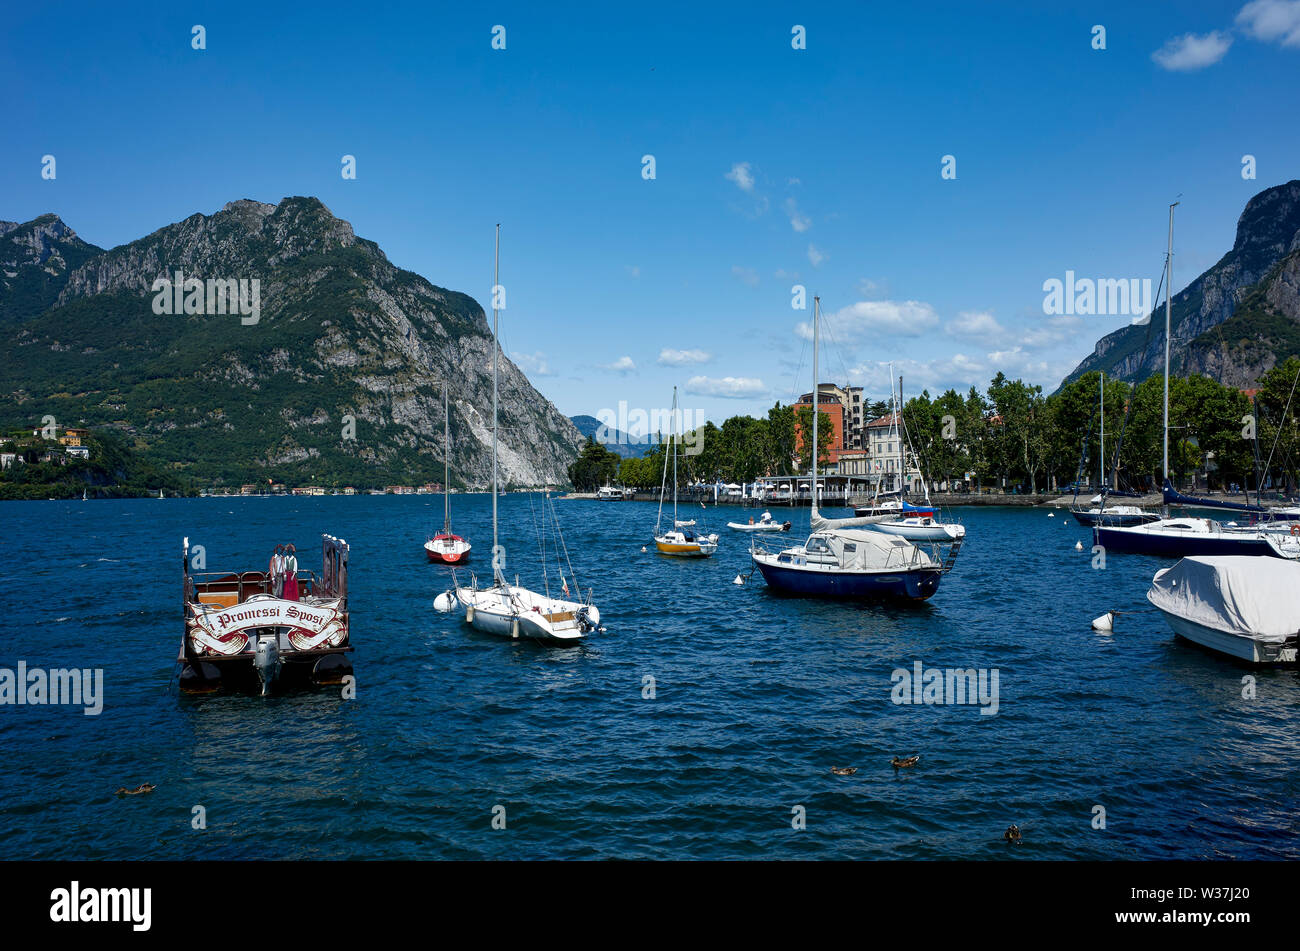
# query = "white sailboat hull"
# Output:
<box><xmin>454</xmin><ymin>584</ymin><xmax>598</xmax><ymax>643</ymax></box>
<box><xmin>866</xmin><ymin>520</ymin><xmax>965</xmax><ymax>542</ymax></box>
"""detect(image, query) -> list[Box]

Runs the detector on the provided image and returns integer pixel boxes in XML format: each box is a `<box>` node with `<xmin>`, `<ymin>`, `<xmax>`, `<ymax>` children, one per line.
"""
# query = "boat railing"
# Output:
<box><xmin>187</xmin><ymin>569</ymin><xmax>322</xmax><ymax>604</ymax></box>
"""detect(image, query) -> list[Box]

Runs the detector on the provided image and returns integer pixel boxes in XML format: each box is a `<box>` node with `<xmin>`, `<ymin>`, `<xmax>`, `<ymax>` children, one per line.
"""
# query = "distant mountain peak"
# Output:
<box><xmin>1061</xmin><ymin>179</ymin><xmax>1300</xmax><ymax>391</ymax></box>
<box><xmin>0</xmin><ymin>198</ymin><xmax>581</xmax><ymax>487</ymax></box>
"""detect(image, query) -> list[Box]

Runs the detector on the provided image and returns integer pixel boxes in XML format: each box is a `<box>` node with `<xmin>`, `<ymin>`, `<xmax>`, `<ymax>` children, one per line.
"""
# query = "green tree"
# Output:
<box><xmin>567</xmin><ymin>437</ymin><xmax>621</xmax><ymax>491</ymax></box>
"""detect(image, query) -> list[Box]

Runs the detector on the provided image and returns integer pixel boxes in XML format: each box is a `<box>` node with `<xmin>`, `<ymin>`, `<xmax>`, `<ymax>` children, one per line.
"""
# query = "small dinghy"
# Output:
<box><xmin>727</xmin><ymin>511</ymin><xmax>791</xmax><ymax>533</ymax></box>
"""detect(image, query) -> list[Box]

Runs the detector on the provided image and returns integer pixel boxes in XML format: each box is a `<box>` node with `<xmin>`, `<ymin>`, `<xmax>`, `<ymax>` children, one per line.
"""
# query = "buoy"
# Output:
<box><xmin>641</xmin><ymin>546</ymin><xmax>647</xmax><ymax>553</ymax></box>
<box><xmin>1074</xmin><ymin>540</ymin><xmax>1083</xmax><ymax>551</ymax></box>
<box><xmin>1091</xmin><ymin>612</ymin><xmax>1114</xmax><ymax>632</ymax></box>
<box><xmin>733</xmin><ymin>574</ymin><xmax>744</xmax><ymax>585</ymax></box>
<box><xmin>1048</xmin><ymin>512</ymin><xmax>1055</xmax><ymax>517</ymax></box>
<box><xmin>433</xmin><ymin>591</ymin><xmax>453</xmax><ymax>613</ymax></box>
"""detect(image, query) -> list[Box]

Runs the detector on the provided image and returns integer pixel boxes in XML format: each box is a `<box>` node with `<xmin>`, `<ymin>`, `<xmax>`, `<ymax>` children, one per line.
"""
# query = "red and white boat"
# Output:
<box><xmin>425</xmin><ymin>384</ymin><xmax>472</xmax><ymax>565</ymax></box>
<box><xmin>426</xmin><ymin>530</ymin><xmax>471</xmax><ymax>564</ymax></box>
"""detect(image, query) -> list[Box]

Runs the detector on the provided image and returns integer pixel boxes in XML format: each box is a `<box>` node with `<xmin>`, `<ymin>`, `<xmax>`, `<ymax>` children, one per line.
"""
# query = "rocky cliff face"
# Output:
<box><xmin>1182</xmin><ymin>248</ymin><xmax>1300</xmax><ymax>386</ymax></box>
<box><xmin>0</xmin><ymin>198</ymin><xmax>582</xmax><ymax>487</ymax></box>
<box><xmin>1062</xmin><ymin>180</ymin><xmax>1300</xmax><ymax>389</ymax></box>
<box><xmin>0</xmin><ymin>214</ymin><xmax>102</xmax><ymax>322</ymax></box>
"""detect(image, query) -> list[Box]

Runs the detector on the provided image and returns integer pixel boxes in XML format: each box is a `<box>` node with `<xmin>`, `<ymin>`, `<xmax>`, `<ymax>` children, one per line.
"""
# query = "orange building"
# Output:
<box><xmin>793</xmin><ymin>389</ymin><xmax>845</xmax><ymax>466</ymax></box>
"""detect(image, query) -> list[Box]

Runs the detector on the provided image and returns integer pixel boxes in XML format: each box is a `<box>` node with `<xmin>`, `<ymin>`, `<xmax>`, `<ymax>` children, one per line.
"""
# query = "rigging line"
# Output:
<box><xmin>787</xmin><ymin>329</ymin><xmax>810</xmax><ymax>405</ymax></box>
<box><xmin>1261</xmin><ymin>362</ymin><xmax>1300</xmax><ymax>488</ymax></box>
<box><xmin>527</xmin><ymin>490</ymin><xmax>550</xmax><ymax>599</ymax></box>
<box><xmin>549</xmin><ymin>494</ymin><xmax>580</xmax><ymax>598</ymax></box>
<box><xmin>1108</xmin><ymin>257</ymin><xmax>1167</xmax><ymax>493</ymax></box>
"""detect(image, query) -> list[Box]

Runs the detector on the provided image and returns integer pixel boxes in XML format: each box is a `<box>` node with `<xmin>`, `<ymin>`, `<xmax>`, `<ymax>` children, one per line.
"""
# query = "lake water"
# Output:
<box><xmin>1</xmin><ymin>496</ymin><xmax>1296</xmax><ymax>859</ymax></box>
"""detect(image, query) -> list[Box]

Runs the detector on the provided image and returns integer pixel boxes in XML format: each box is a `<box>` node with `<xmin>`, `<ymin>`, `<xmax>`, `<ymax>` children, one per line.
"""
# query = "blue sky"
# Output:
<box><xmin>3</xmin><ymin>1</ymin><xmax>1298</xmax><ymax>424</ymax></box>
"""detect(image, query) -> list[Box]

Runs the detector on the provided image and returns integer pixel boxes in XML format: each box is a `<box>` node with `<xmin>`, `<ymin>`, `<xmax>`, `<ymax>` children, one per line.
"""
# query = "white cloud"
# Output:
<box><xmin>1019</xmin><ymin>314</ymin><xmax>1085</xmax><ymax>349</ymax></box>
<box><xmin>725</xmin><ymin>162</ymin><xmax>755</xmax><ymax>192</ymax></box>
<box><xmin>798</xmin><ymin>299</ymin><xmax>941</xmax><ymax>343</ymax></box>
<box><xmin>731</xmin><ymin>265</ymin><xmax>760</xmax><ymax>287</ymax></box>
<box><xmin>774</xmin><ymin>268</ymin><xmax>800</xmax><ymax>280</ymax></box>
<box><xmin>685</xmin><ymin>375</ymin><xmax>768</xmax><ymax>399</ymax></box>
<box><xmin>1236</xmin><ymin>0</ymin><xmax>1300</xmax><ymax>46</ymax></box>
<box><xmin>847</xmin><ymin>354</ymin><xmax>989</xmax><ymax>396</ymax></box>
<box><xmin>945</xmin><ymin>310</ymin><xmax>1005</xmax><ymax>339</ymax></box>
<box><xmin>603</xmin><ymin>356</ymin><xmax>636</xmax><ymax>374</ymax></box>
<box><xmin>807</xmin><ymin>243</ymin><xmax>826</xmax><ymax>268</ymax></box>
<box><xmin>1151</xmin><ymin>31</ymin><xmax>1233</xmax><ymax>70</ymax></box>
<box><xmin>783</xmin><ymin>197</ymin><xmax>811</xmax><ymax>233</ymax></box>
<box><xmin>658</xmin><ymin>348</ymin><xmax>712</xmax><ymax>366</ymax></box>
<box><xmin>511</xmin><ymin>351</ymin><xmax>553</xmax><ymax>376</ymax></box>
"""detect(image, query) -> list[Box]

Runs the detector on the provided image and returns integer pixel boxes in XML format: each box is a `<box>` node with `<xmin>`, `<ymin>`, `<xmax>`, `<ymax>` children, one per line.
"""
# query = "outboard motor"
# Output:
<box><xmin>575</xmin><ymin>606</ymin><xmax>605</xmax><ymax>635</ymax></box>
<box><xmin>253</xmin><ymin>632</ymin><xmax>280</xmax><ymax>697</ymax></box>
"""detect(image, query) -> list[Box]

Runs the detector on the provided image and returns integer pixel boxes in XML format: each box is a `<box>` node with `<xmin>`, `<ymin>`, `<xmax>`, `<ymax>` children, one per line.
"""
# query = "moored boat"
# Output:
<box><xmin>653</xmin><ymin>385</ymin><xmax>719</xmax><ymax>557</ymax></box>
<box><xmin>1095</xmin><ymin>517</ymin><xmax>1300</xmax><ymax>559</ymax></box>
<box><xmin>727</xmin><ymin>511</ymin><xmax>791</xmax><ymax>533</ymax></box>
<box><xmin>425</xmin><ymin>384</ymin><xmax>472</xmax><ymax>565</ymax></box>
<box><xmin>1148</xmin><ymin>556</ymin><xmax>1300</xmax><ymax>663</ymax></box>
<box><xmin>435</xmin><ymin>224</ymin><xmax>605</xmax><ymax>644</ymax></box>
<box><xmin>179</xmin><ymin>534</ymin><xmax>353</xmax><ymax>695</ymax></box>
<box><xmin>749</xmin><ymin>296</ymin><xmax>960</xmax><ymax>600</ymax></box>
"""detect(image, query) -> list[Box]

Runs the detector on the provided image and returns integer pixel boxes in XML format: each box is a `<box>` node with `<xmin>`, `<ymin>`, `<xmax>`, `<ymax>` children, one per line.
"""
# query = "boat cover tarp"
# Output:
<box><xmin>1148</xmin><ymin>556</ymin><xmax>1300</xmax><ymax>643</ymax></box>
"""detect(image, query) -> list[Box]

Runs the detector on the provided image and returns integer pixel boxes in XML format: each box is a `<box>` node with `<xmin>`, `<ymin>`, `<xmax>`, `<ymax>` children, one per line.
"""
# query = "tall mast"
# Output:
<box><xmin>1099</xmin><ymin>372</ymin><xmax>1105</xmax><ymax>492</ymax></box>
<box><xmin>811</xmin><ymin>296</ymin><xmax>820</xmax><ymax>513</ymax></box>
<box><xmin>898</xmin><ymin>372</ymin><xmax>905</xmax><ymax>496</ymax></box>
<box><xmin>444</xmin><ymin>383</ymin><xmax>451</xmax><ymax>533</ymax></box>
<box><xmin>1162</xmin><ymin>202</ymin><xmax>1178</xmax><ymax>498</ymax></box>
<box><xmin>492</xmin><ymin>223</ymin><xmax>500</xmax><ymax>580</ymax></box>
<box><xmin>672</xmin><ymin>386</ymin><xmax>678</xmax><ymax>526</ymax></box>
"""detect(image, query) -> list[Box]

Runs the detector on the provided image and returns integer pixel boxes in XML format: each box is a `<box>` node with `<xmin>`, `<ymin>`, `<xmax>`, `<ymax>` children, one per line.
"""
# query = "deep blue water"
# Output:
<box><xmin>1</xmin><ymin>496</ymin><xmax>1297</xmax><ymax>860</ymax></box>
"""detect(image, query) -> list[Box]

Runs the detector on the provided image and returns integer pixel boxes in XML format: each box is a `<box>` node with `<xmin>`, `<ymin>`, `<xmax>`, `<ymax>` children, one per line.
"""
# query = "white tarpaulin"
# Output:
<box><xmin>1148</xmin><ymin>556</ymin><xmax>1300</xmax><ymax>644</ymax></box>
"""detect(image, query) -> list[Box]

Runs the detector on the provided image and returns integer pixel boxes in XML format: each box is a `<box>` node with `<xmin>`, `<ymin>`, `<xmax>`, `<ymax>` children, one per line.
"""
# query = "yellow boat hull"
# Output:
<box><xmin>654</xmin><ymin>539</ymin><xmax>716</xmax><ymax>557</ymax></box>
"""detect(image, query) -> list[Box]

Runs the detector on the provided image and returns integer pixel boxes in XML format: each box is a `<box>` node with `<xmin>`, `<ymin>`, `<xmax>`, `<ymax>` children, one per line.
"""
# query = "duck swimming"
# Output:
<box><xmin>1004</xmin><ymin>824</ymin><xmax>1022</xmax><ymax>844</ymax></box>
<box><xmin>890</xmin><ymin>755</ymin><xmax>920</xmax><ymax>769</ymax></box>
<box><xmin>115</xmin><ymin>783</ymin><xmax>156</xmax><ymax>796</ymax></box>
<box><xmin>830</xmin><ymin>766</ymin><xmax>857</xmax><ymax>776</ymax></box>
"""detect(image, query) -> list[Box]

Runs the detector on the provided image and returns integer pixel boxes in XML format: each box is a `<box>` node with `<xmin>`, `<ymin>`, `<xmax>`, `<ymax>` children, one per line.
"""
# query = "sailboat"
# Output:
<box><xmin>425</xmin><ymin>383</ymin><xmax>471</xmax><ymax>564</ymax></box>
<box><xmin>653</xmin><ymin>386</ymin><xmax>719</xmax><ymax>557</ymax></box>
<box><xmin>1070</xmin><ymin>371</ymin><xmax>1159</xmax><ymax>527</ymax></box>
<box><xmin>750</xmin><ymin>296</ymin><xmax>961</xmax><ymax>599</ymax></box>
<box><xmin>434</xmin><ymin>225</ymin><xmax>604</xmax><ymax>642</ymax></box>
<box><xmin>862</xmin><ymin>374</ymin><xmax>966</xmax><ymax>543</ymax></box>
<box><xmin>1094</xmin><ymin>202</ymin><xmax>1299</xmax><ymax>559</ymax></box>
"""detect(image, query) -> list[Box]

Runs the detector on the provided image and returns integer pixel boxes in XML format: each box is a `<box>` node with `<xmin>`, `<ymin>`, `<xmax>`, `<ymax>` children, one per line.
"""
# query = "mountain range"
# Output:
<box><xmin>568</xmin><ymin>415</ymin><xmax>659</xmax><ymax>459</ymax></box>
<box><xmin>0</xmin><ymin>198</ymin><xmax>583</xmax><ymax>488</ymax></box>
<box><xmin>1063</xmin><ymin>179</ymin><xmax>1300</xmax><ymax>389</ymax></box>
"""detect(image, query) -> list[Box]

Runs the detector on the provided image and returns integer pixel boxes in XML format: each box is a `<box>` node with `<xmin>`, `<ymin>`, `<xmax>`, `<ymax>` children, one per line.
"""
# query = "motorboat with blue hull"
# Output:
<box><xmin>1093</xmin><ymin>517</ymin><xmax>1299</xmax><ymax>559</ymax></box>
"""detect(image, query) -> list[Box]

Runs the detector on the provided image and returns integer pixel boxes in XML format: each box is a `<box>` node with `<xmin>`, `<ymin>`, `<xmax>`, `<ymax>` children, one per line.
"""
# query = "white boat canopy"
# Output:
<box><xmin>1148</xmin><ymin>556</ymin><xmax>1300</xmax><ymax>645</ymax></box>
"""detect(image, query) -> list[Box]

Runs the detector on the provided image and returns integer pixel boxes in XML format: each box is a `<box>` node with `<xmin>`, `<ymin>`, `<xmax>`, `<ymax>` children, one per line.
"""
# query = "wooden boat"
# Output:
<box><xmin>179</xmin><ymin>534</ymin><xmax>352</xmax><ymax>695</ymax></box>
